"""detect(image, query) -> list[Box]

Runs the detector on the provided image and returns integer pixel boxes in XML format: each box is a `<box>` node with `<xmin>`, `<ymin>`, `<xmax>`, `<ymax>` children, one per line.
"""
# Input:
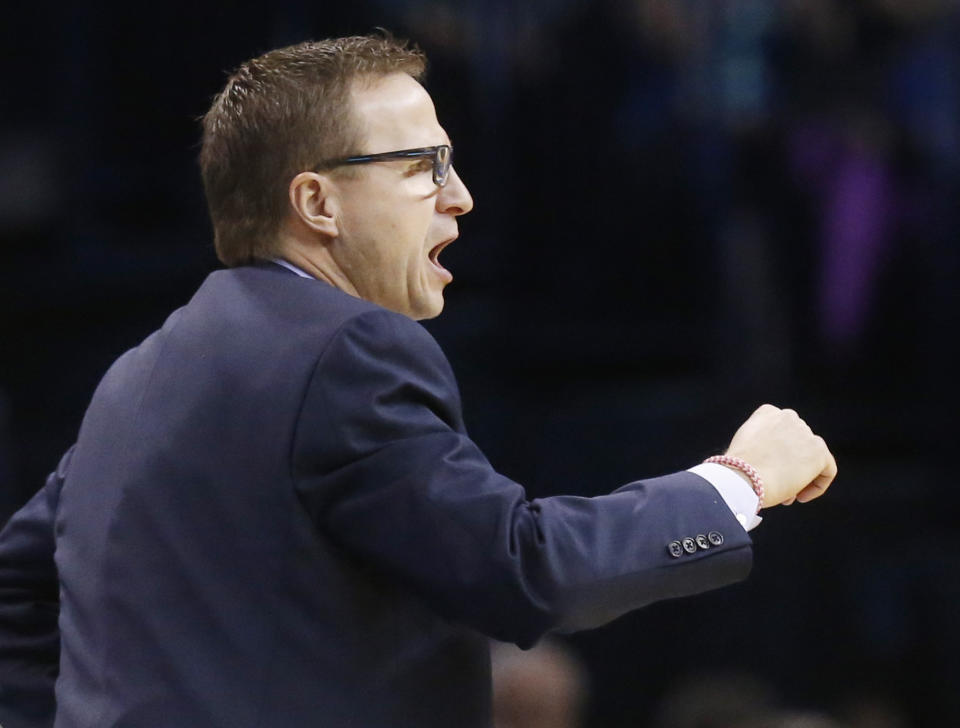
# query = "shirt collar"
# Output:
<box><xmin>270</xmin><ymin>258</ymin><xmax>315</xmax><ymax>279</ymax></box>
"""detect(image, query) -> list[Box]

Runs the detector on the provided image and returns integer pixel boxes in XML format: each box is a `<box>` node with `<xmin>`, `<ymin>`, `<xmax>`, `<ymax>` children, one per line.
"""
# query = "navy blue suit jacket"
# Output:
<box><xmin>0</xmin><ymin>263</ymin><xmax>752</xmax><ymax>727</ymax></box>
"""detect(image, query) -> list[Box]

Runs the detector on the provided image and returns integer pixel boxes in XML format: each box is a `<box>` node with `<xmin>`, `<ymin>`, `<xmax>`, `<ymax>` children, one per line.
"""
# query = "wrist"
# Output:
<box><xmin>703</xmin><ymin>455</ymin><xmax>764</xmax><ymax>511</ymax></box>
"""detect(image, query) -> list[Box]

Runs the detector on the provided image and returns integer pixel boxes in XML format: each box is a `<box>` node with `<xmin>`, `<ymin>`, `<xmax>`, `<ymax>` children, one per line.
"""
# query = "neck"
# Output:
<box><xmin>275</xmin><ymin>235</ymin><xmax>360</xmax><ymax>299</ymax></box>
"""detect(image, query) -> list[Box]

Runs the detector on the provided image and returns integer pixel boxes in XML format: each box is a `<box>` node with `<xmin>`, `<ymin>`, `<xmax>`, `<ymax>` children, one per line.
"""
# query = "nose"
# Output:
<box><xmin>437</xmin><ymin>166</ymin><xmax>473</xmax><ymax>216</ymax></box>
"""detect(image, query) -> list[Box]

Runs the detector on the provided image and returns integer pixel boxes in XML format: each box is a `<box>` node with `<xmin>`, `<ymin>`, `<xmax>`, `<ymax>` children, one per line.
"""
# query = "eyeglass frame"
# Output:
<box><xmin>313</xmin><ymin>144</ymin><xmax>453</xmax><ymax>187</ymax></box>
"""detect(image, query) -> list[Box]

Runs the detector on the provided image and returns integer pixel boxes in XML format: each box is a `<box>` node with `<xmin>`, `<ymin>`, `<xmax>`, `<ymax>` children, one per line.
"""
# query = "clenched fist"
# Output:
<box><xmin>724</xmin><ymin>404</ymin><xmax>837</xmax><ymax>508</ymax></box>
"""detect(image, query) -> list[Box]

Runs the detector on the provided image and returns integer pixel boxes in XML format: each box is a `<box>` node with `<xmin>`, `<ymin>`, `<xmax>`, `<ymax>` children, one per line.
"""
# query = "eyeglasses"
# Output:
<box><xmin>314</xmin><ymin>144</ymin><xmax>453</xmax><ymax>187</ymax></box>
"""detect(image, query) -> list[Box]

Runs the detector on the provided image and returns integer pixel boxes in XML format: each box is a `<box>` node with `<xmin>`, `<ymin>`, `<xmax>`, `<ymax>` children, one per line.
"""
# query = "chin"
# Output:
<box><xmin>411</xmin><ymin>294</ymin><xmax>445</xmax><ymax>321</ymax></box>
<box><xmin>412</xmin><ymin>304</ymin><xmax>444</xmax><ymax>321</ymax></box>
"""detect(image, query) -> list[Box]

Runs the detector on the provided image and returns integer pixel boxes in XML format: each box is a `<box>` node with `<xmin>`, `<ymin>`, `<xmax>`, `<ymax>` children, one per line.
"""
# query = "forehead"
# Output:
<box><xmin>349</xmin><ymin>72</ymin><xmax>449</xmax><ymax>150</ymax></box>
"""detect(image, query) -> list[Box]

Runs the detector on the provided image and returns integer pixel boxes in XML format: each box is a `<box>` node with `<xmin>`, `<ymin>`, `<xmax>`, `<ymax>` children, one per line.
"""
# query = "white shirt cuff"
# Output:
<box><xmin>688</xmin><ymin>463</ymin><xmax>762</xmax><ymax>532</ymax></box>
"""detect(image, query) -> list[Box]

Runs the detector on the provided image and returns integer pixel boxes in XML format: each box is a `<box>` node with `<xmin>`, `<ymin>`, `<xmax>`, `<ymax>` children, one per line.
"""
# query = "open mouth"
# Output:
<box><xmin>428</xmin><ymin>237</ymin><xmax>456</xmax><ymax>278</ymax></box>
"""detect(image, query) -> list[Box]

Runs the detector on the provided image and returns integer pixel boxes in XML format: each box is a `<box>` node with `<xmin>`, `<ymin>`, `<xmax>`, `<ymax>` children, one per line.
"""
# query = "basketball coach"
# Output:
<box><xmin>0</xmin><ymin>34</ymin><xmax>836</xmax><ymax>728</ymax></box>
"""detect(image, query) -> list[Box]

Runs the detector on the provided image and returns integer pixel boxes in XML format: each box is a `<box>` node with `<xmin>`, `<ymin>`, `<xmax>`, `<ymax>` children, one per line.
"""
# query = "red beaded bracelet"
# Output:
<box><xmin>703</xmin><ymin>455</ymin><xmax>764</xmax><ymax>512</ymax></box>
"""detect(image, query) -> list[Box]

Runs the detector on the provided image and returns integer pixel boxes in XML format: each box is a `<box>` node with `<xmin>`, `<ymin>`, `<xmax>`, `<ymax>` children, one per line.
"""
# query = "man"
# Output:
<box><xmin>0</xmin><ymin>35</ymin><xmax>836</xmax><ymax>728</ymax></box>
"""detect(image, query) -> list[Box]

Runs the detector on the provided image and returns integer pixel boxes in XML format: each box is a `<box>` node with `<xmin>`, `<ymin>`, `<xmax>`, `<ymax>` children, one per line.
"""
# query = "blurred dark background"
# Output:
<box><xmin>1</xmin><ymin>0</ymin><xmax>958</xmax><ymax>726</ymax></box>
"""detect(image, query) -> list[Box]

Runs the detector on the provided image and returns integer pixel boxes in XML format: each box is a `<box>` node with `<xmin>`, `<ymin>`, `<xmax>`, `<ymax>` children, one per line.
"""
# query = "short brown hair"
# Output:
<box><xmin>199</xmin><ymin>34</ymin><xmax>426</xmax><ymax>266</ymax></box>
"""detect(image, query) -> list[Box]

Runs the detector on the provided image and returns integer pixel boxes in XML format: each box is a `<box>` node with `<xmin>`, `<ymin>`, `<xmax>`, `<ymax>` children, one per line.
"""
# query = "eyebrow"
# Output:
<box><xmin>403</xmin><ymin>156</ymin><xmax>434</xmax><ymax>172</ymax></box>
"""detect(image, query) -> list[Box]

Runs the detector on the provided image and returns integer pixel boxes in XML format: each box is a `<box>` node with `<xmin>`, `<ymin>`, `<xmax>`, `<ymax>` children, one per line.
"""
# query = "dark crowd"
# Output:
<box><xmin>1</xmin><ymin>0</ymin><xmax>958</xmax><ymax>726</ymax></box>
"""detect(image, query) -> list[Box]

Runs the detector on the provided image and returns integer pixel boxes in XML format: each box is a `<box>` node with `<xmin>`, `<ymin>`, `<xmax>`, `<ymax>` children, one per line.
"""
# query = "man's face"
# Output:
<box><xmin>329</xmin><ymin>72</ymin><xmax>473</xmax><ymax>320</ymax></box>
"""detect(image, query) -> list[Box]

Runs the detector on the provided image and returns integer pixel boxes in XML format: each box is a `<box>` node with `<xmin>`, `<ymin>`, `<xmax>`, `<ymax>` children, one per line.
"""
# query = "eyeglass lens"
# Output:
<box><xmin>435</xmin><ymin>146</ymin><xmax>452</xmax><ymax>187</ymax></box>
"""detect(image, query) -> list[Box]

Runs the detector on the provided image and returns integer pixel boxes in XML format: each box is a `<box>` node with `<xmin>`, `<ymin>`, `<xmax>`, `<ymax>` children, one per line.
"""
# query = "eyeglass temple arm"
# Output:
<box><xmin>342</xmin><ymin>147</ymin><xmax>442</xmax><ymax>164</ymax></box>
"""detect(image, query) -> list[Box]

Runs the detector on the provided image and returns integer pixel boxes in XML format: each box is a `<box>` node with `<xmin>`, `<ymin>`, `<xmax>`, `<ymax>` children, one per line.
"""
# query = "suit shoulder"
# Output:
<box><xmin>319</xmin><ymin>306</ymin><xmax>451</xmax><ymax>377</ymax></box>
<box><xmin>198</xmin><ymin>265</ymin><xmax>453</xmax><ymax>379</ymax></box>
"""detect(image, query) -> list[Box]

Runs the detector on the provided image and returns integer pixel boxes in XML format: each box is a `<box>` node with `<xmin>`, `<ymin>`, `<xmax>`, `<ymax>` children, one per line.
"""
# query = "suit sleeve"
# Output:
<box><xmin>0</xmin><ymin>447</ymin><xmax>71</xmax><ymax>728</ymax></box>
<box><xmin>292</xmin><ymin>310</ymin><xmax>752</xmax><ymax>648</ymax></box>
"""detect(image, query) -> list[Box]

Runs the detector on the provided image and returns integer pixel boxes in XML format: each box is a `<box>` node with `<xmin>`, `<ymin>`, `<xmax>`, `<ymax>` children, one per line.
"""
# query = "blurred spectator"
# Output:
<box><xmin>770</xmin><ymin>0</ymin><xmax>959</xmax><ymax>360</ymax></box>
<box><xmin>652</xmin><ymin>672</ymin><xmax>863</xmax><ymax>728</ymax></box>
<box><xmin>650</xmin><ymin>672</ymin><xmax>778</xmax><ymax>728</ymax></box>
<box><xmin>737</xmin><ymin>712</ymin><xmax>851</xmax><ymax>728</ymax></box>
<box><xmin>838</xmin><ymin>690</ymin><xmax>911</xmax><ymax>728</ymax></box>
<box><xmin>491</xmin><ymin>638</ymin><xmax>589</xmax><ymax>728</ymax></box>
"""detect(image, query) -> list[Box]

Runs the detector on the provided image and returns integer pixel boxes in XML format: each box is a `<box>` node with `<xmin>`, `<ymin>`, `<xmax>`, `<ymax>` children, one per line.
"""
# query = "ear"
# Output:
<box><xmin>288</xmin><ymin>172</ymin><xmax>340</xmax><ymax>238</ymax></box>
